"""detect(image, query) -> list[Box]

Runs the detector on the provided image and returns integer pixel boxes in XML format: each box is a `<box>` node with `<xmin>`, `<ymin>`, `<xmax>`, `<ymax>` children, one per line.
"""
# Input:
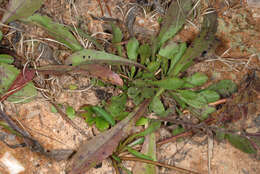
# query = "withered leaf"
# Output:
<box><xmin>37</xmin><ymin>64</ymin><xmax>123</xmax><ymax>86</ymax></box>
<box><xmin>66</xmin><ymin>99</ymin><xmax>150</xmax><ymax>174</ymax></box>
<box><xmin>0</xmin><ymin>68</ymin><xmax>36</xmax><ymax>102</ymax></box>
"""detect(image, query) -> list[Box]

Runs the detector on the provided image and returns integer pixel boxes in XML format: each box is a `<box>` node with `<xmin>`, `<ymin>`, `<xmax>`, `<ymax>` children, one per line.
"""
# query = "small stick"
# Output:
<box><xmin>157</xmin><ymin>131</ymin><xmax>193</xmax><ymax>146</ymax></box>
<box><xmin>208</xmin><ymin>99</ymin><xmax>227</xmax><ymax>106</ymax></box>
<box><xmin>120</xmin><ymin>156</ymin><xmax>200</xmax><ymax>174</ymax></box>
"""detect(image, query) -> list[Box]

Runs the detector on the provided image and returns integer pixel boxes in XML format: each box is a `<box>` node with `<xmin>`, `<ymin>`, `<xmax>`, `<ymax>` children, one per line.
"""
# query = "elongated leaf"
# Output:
<box><xmin>0</xmin><ymin>31</ymin><xmax>2</xmax><ymax>41</ymax></box>
<box><xmin>171</xmin><ymin>11</ymin><xmax>218</xmax><ymax>76</ymax></box>
<box><xmin>206</xmin><ymin>80</ymin><xmax>237</xmax><ymax>97</ymax></box>
<box><xmin>0</xmin><ymin>54</ymin><xmax>14</xmax><ymax>64</ymax></box>
<box><xmin>198</xmin><ymin>90</ymin><xmax>220</xmax><ymax>103</ymax></box>
<box><xmin>111</xmin><ymin>23</ymin><xmax>123</xmax><ymax>56</ymax></box>
<box><xmin>66</xmin><ymin>99</ymin><xmax>150</xmax><ymax>174</ymax></box>
<box><xmin>149</xmin><ymin>96</ymin><xmax>165</xmax><ymax>115</ymax></box>
<box><xmin>68</xmin><ymin>26</ymin><xmax>103</xmax><ymax>51</ymax></box>
<box><xmin>38</xmin><ymin>64</ymin><xmax>123</xmax><ymax>86</ymax></box>
<box><xmin>26</xmin><ymin>14</ymin><xmax>83</xmax><ymax>51</ymax></box>
<box><xmin>64</xmin><ymin>49</ymin><xmax>146</xmax><ymax>69</ymax></box>
<box><xmin>152</xmin><ymin>0</ymin><xmax>192</xmax><ymax>58</ymax></box>
<box><xmin>158</xmin><ymin>42</ymin><xmax>179</xmax><ymax>59</ymax></box>
<box><xmin>126</xmin><ymin>147</ymin><xmax>153</xmax><ymax>160</ymax></box>
<box><xmin>92</xmin><ymin>106</ymin><xmax>115</xmax><ymax>126</ymax></box>
<box><xmin>138</xmin><ymin>44</ymin><xmax>151</xmax><ymax>65</ymax></box>
<box><xmin>176</xmin><ymin>90</ymin><xmax>206</xmax><ymax>109</ymax></box>
<box><xmin>225</xmin><ymin>133</ymin><xmax>256</xmax><ymax>154</ymax></box>
<box><xmin>183</xmin><ymin>73</ymin><xmax>208</xmax><ymax>88</ymax></box>
<box><xmin>133</xmin><ymin>132</ymin><xmax>157</xmax><ymax>174</ymax></box>
<box><xmin>127</xmin><ymin>37</ymin><xmax>139</xmax><ymax>60</ymax></box>
<box><xmin>150</xmin><ymin>77</ymin><xmax>185</xmax><ymax>90</ymax></box>
<box><xmin>168</xmin><ymin>42</ymin><xmax>187</xmax><ymax>75</ymax></box>
<box><xmin>2</xmin><ymin>0</ymin><xmax>43</xmax><ymax>23</ymax></box>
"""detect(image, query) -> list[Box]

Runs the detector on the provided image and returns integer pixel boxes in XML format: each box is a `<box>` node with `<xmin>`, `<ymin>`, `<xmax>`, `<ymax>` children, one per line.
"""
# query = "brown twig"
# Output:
<box><xmin>208</xmin><ymin>99</ymin><xmax>227</xmax><ymax>106</ymax></box>
<box><xmin>104</xmin><ymin>0</ymin><xmax>112</xmax><ymax>17</ymax></box>
<box><xmin>120</xmin><ymin>156</ymin><xmax>200</xmax><ymax>174</ymax></box>
<box><xmin>96</xmin><ymin>0</ymin><xmax>104</xmax><ymax>16</ymax></box>
<box><xmin>157</xmin><ymin>131</ymin><xmax>193</xmax><ymax>146</ymax></box>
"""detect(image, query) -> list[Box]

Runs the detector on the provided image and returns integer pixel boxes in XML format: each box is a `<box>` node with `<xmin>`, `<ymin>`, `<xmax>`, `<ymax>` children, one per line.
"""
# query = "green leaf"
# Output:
<box><xmin>168</xmin><ymin>42</ymin><xmax>187</xmax><ymax>76</ymax></box>
<box><xmin>115</xmin><ymin>111</ymin><xmax>129</xmax><ymax>121</ymax></box>
<box><xmin>134</xmin><ymin>120</ymin><xmax>161</xmax><ymax>138</ymax></box>
<box><xmin>0</xmin><ymin>54</ymin><xmax>14</xmax><ymax>64</ymax></box>
<box><xmin>69</xmin><ymin>84</ymin><xmax>78</xmax><ymax>90</ymax></box>
<box><xmin>170</xmin><ymin>11</ymin><xmax>218</xmax><ymax>76</ymax></box>
<box><xmin>198</xmin><ymin>90</ymin><xmax>220</xmax><ymax>103</ymax></box>
<box><xmin>200</xmin><ymin>105</ymin><xmax>216</xmax><ymax>120</ymax></box>
<box><xmin>127</xmin><ymin>37</ymin><xmax>139</xmax><ymax>60</ymax></box>
<box><xmin>127</xmin><ymin>87</ymin><xmax>141</xmax><ymax>99</ymax></box>
<box><xmin>26</xmin><ymin>14</ymin><xmax>82</xmax><ymax>51</ymax></box>
<box><xmin>172</xmin><ymin>125</ymin><xmax>185</xmax><ymax>141</ymax></box>
<box><xmin>136</xmin><ymin>117</ymin><xmax>149</xmax><ymax>126</ymax></box>
<box><xmin>138</xmin><ymin>44</ymin><xmax>151</xmax><ymax>65</ymax></box>
<box><xmin>152</xmin><ymin>0</ymin><xmax>192</xmax><ymax>58</ymax></box>
<box><xmin>106</xmin><ymin>93</ymin><xmax>127</xmax><ymax>118</ymax></box>
<box><xmin>207</xmin><ymin>80</ymin><xmax>237</xmax><ymax>97</ymax></box>
<box><xmin>176</xmin><ymin>90</ymin><xmax>206</xmax><ymax>108</ymax></box>
<box><xmin>149</xmin><ymin>97</ymin><xmax>165</xmax><ymax>115</ymax></box>
<box><xmin>2</xmin><ymin>0</ymin><xmax>43</xmax><ymax>23</ymax></box>
<box><xmin>0</xmin><ymin>63</ymin><xmax>20</xmax><ymax>94</ymax></box>
<box><xmin>225</xmin><ymin>133</ymin><xmax>256</xmax><ymax>154</ymax></box>
<box><xmin>92</xmin><ymin>106</ymin><xmax>115</xmax><ymax>126</ymax></box>
<box><xmin>95</xmin><ymin>117</ymin><xmax>109</xmax><ymax>132</ymax></box>
<box><xmin>0</xmin><ymin>30</ymin><xmax>2</xmax><ymax>41</ymax></box>
<box><xmin>142</xmin><ymin>88</ymin><xmax>155</xmax><ymax>98</ymax></box>
<box><xmin>66</xmin><ymin>106</ymin><xmax>76</xmax><ymax>119</ymax></box>
<box><xmin>127</xmin><ymin>137</ymin><xmax>145</xmax><ymax>147</ymax></box>
<box><xmin>150</xmin><ymin>77</ymin><xmax>185</xmax><ymax>90</ymax></box>
<box><xmin>172</xmin><ymin>125</ymin><xmax>185</xmax><ymax>136</ymax></box>
<box><xmin>147</xmin><ymin>60</ymin><xmax>161</xmax><ymax>72</ymax></box>
<box><xmin>68</xmin><ymin>26</ymin><xmax>103</xmax><ymax>51</ymax></box>
<box><xmin>64</xmin><ymin>49</ymin><xmax>146</xmax><ymax>69</ymax></box>
<box><xmin>158</xmin><ymin>42</ymin><xmax>179</xmax><ymax>59</ymax></box>
<box><xmin>85</xmin><ymin>114</ymin><xmax>96</xmax><ymax>126</ymax></box>
<box><xmin>126</xmin><ymin>147</ymin><xmax>153</xmax><ymax>161</ymax></box>
<box><xmin>50</xmin><ymin>105</ymin><xmax>57</xmax><ymax>113</ymax></box>
<box><xmin>0</xmin><ymin>63</ymin><xmax>37</xmax><ymax>103</ymax></box>
<box><xmin>183</xmin><ymin>73</ymin><xmax>208</xmax><ymax>88</ymax></box>
<box><xmin>111</xmin><ymin>23</ymin><xmax>123</xmax><ymax>56</ymax></box>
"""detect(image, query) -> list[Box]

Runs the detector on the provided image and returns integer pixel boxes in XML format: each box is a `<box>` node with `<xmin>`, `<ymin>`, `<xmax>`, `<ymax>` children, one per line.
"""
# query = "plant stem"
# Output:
<box><xmin>155</xmin><ymin>87</ymin><xmax>165</xmax><ymax>97</ymax></box>
<box><xmin>120</xmin><ymin>156</ymin><xmax>199</xmax><ymax>174</ymax></box>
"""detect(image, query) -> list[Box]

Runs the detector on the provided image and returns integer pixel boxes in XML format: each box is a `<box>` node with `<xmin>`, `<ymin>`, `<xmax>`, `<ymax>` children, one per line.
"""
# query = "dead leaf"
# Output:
<box><xmin>66</xmin><ymin>99</ymin><xmax>150</xmax><ymax>174</ymax></box>
<box><xmin>37</xmin><ymin>64</ymin><xmax>123</xmax><ymax>86</ymax></box>
<box><xmin>0</xmin><ymin>68</ymin><xmax>36</xmax><ymax>102</ymax></box>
